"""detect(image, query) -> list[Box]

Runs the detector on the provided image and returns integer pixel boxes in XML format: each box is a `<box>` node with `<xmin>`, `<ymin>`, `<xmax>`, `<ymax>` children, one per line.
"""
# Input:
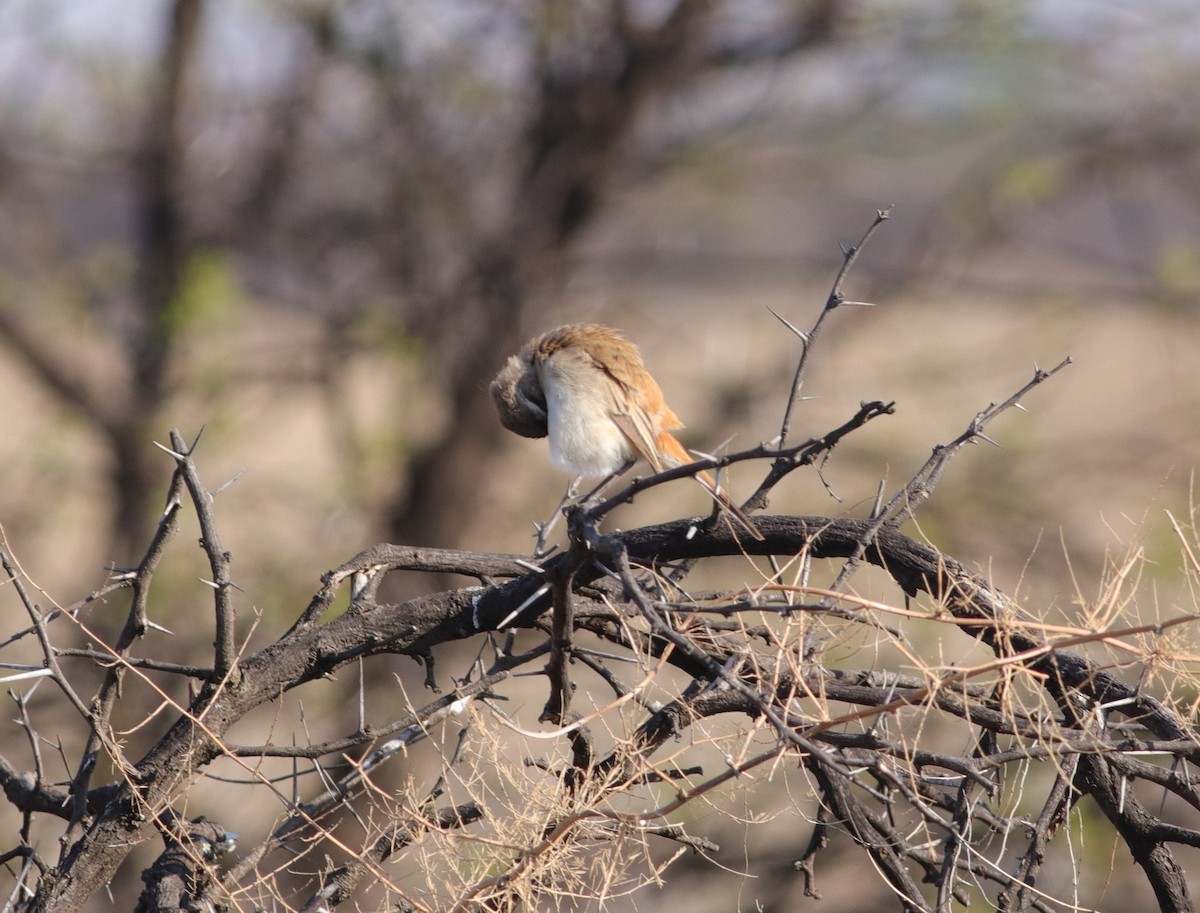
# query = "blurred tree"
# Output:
<box><xmin>0</xmin><ymin>0</ymin><xmax>846</xmax><ymax>562</ymax></box>
<box><xmin>0</xmin><ymin>0</ymin><xmax>1196</xmax><ymax>570</ymax></box>
<box><xmin>0</xmin><ymin>0</ymin><xmax>204</xmax><ymax>559</ymax></box>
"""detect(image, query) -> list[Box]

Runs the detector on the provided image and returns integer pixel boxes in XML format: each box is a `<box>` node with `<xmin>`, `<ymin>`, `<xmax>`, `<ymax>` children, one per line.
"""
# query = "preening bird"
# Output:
<box><xmin>490</xmin><ymin>324</ymin><xmax>762</xmax><ymax>539</ymax></box>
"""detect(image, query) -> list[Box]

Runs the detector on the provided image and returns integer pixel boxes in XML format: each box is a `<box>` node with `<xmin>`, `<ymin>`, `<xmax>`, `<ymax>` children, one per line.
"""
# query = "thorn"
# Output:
<box><xmin>593</xmin><ymin>563</ymin><xmax>622</xmax><ymax>581</ymax></box>
<box><xmin>871</xmin><ymin>479</ymin><xmax>886</xmax><ymax>519</ymax></box>
<box><xmin>0</xmin><ymin>668</ymin><xmax>53</xmax><ymax>685</ymax></box>
<box><xmin>145</xmin><ymin>620</ymin><xmax>175</xmax><ymax>636</ymax></box>
<box><xmin>840</xmin><ymin>300</ymin><xmax>877</xmax><ymax>308</ymax></box>
<box><xmin>198</xmin><ymin>578</ymin><xmax>244</xmax><ymax>593</ymax></box>
<box><xmin>976</xmin><ymin>433</ymin><xmax>1003</xmax><ymax>449</ymax></box>
<box><xmin>1013</xmin><ymin>402</ymin><xmax>1029</xmax><ymax>413</ymax></box>
<box><xmin>766</xmin><ymin>306</ymin><xmax>810</xmax><ymax>342</ymax></box>
<box><xmin>712</xmin><ymin>433</ymin><xmax>737</xmax><ymax>454</ymax></box>
<box><xmin>514</xmin><ymin>559</ymin><xmax>546</xmax><ymax>574</ymax></box>
<box><xmin>213</xmin><ymin>469</ymin><xmax>249</xmax><ymax>498</ymax></box>
<box><xmin>494</xmin><ymin>583</ymin><xmax>551</xmax><ymax>630</ymax></box>
<box><xmin>153</xmin><ymin>440</ymin><xmax>186</xmax><ymax>460</ymax></box>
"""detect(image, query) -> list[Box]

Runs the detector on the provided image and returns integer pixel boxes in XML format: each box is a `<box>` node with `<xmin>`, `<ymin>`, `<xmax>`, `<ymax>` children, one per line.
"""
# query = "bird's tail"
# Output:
<box><xmin>654</xmin><ymin>431</ymin><xmax>764</xmax><ymax>541</ymax></box>
<box><xmin>694</xmin><ymin>469</ymin><xmax>765</xmax><ymax>541</ymax></box>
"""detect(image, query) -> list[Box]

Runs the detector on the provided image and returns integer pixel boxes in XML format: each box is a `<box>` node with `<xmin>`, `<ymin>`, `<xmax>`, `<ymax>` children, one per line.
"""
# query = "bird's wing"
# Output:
<box><xmin>610</xmin><ymin>409</ymin><xmax>666</xmax><ymax>472</ymax></box>
<box><xmin>570</xmin><ymin>326</ymin><xmax>680</xmax><ymax>472</ymax></box>
<box><xmin>592</xmin><ymin>339</ymin><xmax>671</xmax><ymax>471</ymax></box>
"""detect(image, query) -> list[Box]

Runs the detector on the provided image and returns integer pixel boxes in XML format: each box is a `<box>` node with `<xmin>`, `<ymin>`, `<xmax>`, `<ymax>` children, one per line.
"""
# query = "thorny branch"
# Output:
<box><xmin>164</xmin><ymin>429</ymin><xmax>241</xmax><ymax>684</ymax></box>
<box><xmin>821</xmin><ymin>356</ymin><xmax>1072</xmax><ymax>600</ymax></box>
<box><xmin>776</xmin><ymin>204</ymin><xmax>892</xmax><ymax>450</ymax></box>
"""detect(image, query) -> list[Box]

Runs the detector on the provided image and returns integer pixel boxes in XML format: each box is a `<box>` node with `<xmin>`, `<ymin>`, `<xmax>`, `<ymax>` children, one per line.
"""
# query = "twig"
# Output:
<box><xmin>878</xmin><ymin>358</ymin><xmax>1074</xmax><ymax>531</ymax></box>
<box><xmin>167</xmin><ymin>429</ymin><xmax>240</xmax><ymax>684</ymax></box>
<box><xmin>541</xmin><ymin>535</ymin><xmax>592</xmax><ymax>724</ymax></box>
<box><xmin>220</xmin><ymin>671</ymin><xmax>507</xmax><ymax>760</ymax></box>
<box><xmin>299</xmin><ymin>803</ymin><xmax>483</xmax><ymax>913</ymax></box>
<box><xmin>1000</xmin><ymin>752</ymin><xmax>1081</xmax><ymax>910</ymax></box>
<box><xmin>586</xmin><ymin>528</ymin><xmax>881</xmax><ymax>799</ymax></box>
<box><xmin>823</xmin><ymin>358</ymin><xmax>1072</xmax><ymax>600</ymax></box>
<box><xmin>586</xmin><ymin>399</ymin><xmax>895</xmax><ymax>524</ymax></box>
<box><xmin>215</xmin><ymin>672</ymin><xmax>505</xmax><ymax>898</ymax></box>
<box><xmin>0</xmin><ymin>548</ymin><xmax>96</xmax><ymax>731</ymax></box>
<box><xmin>777</xmin><ymin>205</ymin><xmax>892</xmax><ymax>450</ymax></box>
<box><xmin>0</xmin><ymin>578</ymin><xmax>134</xmax><ymax>651</ymax></box>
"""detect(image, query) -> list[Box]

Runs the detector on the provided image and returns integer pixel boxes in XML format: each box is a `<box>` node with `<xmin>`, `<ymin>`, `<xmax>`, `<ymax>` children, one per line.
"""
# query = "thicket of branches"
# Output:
<box><xmin>3</xmin><ymin>213</ymin><xmax>1199</xmax><ymax>912</ymax></box>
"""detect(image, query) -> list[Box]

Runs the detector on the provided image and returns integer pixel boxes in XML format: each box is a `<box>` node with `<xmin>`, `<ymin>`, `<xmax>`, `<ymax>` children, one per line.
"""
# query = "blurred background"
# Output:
<box><xmin>1</xmin><ymin>0</ymin><xmax>1198</xmax><ymax>908</ymax></box>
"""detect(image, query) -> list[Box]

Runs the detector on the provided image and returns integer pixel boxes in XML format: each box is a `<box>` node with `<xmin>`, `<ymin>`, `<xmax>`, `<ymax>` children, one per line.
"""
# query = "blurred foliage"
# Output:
<box><xmin>1156</xmin><ymin>240</ymin><xmax>1200</xmax><ymax>299</ymax></box>
<box><xmin>993</xmin><ymin>154</ymin><xmax>1067</xmax><ymax>211</ymax></box>
<box><xmin>169</xmin><ymin>249</ymin><xmax>240</xmax><ymax>337</ymax></box>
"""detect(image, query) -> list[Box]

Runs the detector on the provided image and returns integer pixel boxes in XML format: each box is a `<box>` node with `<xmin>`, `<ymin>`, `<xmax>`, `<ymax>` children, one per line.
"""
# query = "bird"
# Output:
<box><xmin>490</xmin><ymin>324</ymin><xmax>763</xmax><ymax>539</ymax></box>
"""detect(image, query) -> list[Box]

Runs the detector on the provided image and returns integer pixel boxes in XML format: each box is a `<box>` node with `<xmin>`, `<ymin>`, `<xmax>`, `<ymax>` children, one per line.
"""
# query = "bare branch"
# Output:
<box><xmin>166</xmin><ymin>429</ymin><xmax>239</xmax><ymax>685</ymax></box>
<box><xmin>776</xmin><ymin>206</ymin><xmax>893</xmax><ymax>450</ymax></box>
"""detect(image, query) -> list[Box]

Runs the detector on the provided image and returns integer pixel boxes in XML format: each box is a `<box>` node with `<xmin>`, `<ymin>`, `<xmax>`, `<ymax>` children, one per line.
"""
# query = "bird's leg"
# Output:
<box><xmin>533</xmin><ymin>477</ymin><xmax>580</xmax><ymax>557</ymax></box>
<box><xmin>576</xmin><ymin>459</ymin><xmax>636</xmax><ymax>505</ymax></box>
<box><xmin>533</xmin><ymin>463</ymin><xmax>636</xmax><ymax>556</ymax></box>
